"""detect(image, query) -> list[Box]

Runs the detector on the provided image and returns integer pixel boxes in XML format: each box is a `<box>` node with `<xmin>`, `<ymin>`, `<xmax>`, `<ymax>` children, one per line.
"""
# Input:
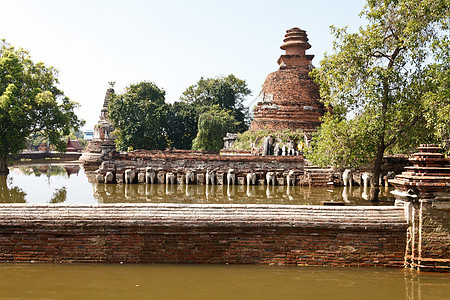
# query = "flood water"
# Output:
<box><xmin>2</xmin><ymin>162</ymin><xmax>449</xmax><ymax>299</ymax></box>
<box><xmin>2</xmin><ymin>163</ymin><xmax>395</xmax><ymax>205</ymax></box>
<box><xmin>0</xmin><ymin>264</ymin><xmax>448</xmax><ymax>299</ymax></box>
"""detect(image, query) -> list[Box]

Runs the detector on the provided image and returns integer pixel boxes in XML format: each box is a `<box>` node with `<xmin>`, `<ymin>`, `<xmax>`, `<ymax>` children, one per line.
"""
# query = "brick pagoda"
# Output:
<box><xmin>390</xmin><ymin>144</ymin><xmax>450</xmax><ymax>199</ymax></box>
<box><xmin>250</xmin><ymin>28</ymin><xmax>326</xmax><ymax>133</ymax></box>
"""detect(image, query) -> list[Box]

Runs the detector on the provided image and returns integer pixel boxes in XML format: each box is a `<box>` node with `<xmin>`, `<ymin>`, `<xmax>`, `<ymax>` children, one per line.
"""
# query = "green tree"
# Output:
<box><xmin>0</xmin><ymin>40</ymin><xmax>84</xmax><ymax>175</ymax></box>
<box><xmin>192</xmin><ymin>105</ymin><xmax>237</xmax><ymax>152</ymax></box>
<box><xmin>108</xmin><ymin>81</ymin><xmax>169</xmax><ymax>151</ymax></box>
<box><xmin>180</xmin><ymin>74</ymin><xmax>252</xmax><ymax>133</ymax></box>
<box><xmin>308</xmin><ymin>0</ymin><xmax>450</xmax><ymax>201</ymax></box>
<box><xmin>425</xmin><ymin>36</ymin><xmax>450</xmax><ymax>154</ymax></box>
<box><xmin>165</xmin><ymin>101</ymin><xmax>198</xmax><ymax>149</ymax></box>
<box><xmin>27</xmin><ymin>131</ymin><xmax>47</xmax><ymax>151</ymax></box>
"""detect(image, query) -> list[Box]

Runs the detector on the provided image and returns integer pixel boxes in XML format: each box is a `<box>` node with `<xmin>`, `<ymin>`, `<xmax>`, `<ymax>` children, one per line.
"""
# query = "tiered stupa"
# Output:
<box><xmin>80</xmin><ymin>88</ymin><xmax>116</xmax><ymax>165</ymax></box>
<box><xmin>390</xmin><ymin>144</ymin><xmax>450</xmax><ymax>199</ymax></box>
<box><xmin>250</xmin><ymin>28</ymin><xmax>326</xmax><ymax>133</ymax></box>
<box><xmin>92</xmin><ymin>88</ymin><xmax>115</xmax><ymax>143</ymax></box>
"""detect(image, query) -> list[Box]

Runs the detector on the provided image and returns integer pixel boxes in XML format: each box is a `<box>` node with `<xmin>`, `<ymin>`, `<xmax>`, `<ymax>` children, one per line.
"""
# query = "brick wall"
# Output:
<box><xmin>405</xmin><ymin>200</ymin><xmax>450</xmax><ymax>271</ymax></box>
<box><xmin>0</xmin><ymin>204</ymin><xmax>407</xmax><ymax>267</ymax></box>
<box><xmin>95</xmin><ymin>150</ymin><xmax>305</xmax><ymax>185</ymax></box>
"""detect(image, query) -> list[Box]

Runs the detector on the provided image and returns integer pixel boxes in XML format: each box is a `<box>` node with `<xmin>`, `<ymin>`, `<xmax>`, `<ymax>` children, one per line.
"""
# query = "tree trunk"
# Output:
<box><xmin>370</xmin><ymin>143</ymin><xmax>384</xmax><ymax>202</ymax></box>
<box><xmin>0</xmin><ymin>155</ymin><xmax>9</xmax><ymax>175</ymax></box>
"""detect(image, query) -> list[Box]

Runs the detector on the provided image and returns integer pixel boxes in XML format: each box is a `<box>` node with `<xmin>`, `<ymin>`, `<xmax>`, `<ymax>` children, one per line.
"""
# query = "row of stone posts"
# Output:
<box><xmin>96</xmin><ymin>168</ymin><xmax>297</xmax><ymax>186</ymax></box>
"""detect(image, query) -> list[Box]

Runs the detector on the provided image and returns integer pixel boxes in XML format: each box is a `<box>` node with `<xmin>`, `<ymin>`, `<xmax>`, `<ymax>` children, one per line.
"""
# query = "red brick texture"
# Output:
<box><xmin>0</xmin><ymin>204</ymin><xmax>407</xmax><ymax>267</ymax></box>
<box><xmin>251</xmin><ymin>67</ymin><xmax>326</xmax><ymax>132</ymax></box>
<box><xmin>251</xmin><ymin>28</ymin><xmax>326</xmax><ymax>132</ymax></box>
<box><xmin>405</xmin><ymin>201</ymin><xmax>450</xmax><ymax>271</ymax></box>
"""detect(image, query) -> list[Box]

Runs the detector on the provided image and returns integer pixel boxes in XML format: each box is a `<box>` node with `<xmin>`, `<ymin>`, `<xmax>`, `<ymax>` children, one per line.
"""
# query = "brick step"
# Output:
<box><xmin>0</xmin><ymin>204</ymin><xmax>407</xmax><ymax>230</ymax></box>
<box><xmin>305</xmin><ymin>167</ymin><xmax>334</xmax><ymax>173</ymax></box>
<box><xmin>308</xmin><ymin>174</ymin><xmax>332</xmax><ymax>178</ymax></box>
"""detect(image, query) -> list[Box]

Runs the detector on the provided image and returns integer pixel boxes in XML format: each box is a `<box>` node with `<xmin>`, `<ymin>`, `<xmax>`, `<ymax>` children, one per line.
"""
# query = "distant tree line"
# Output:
<box><xmin>108</xmin><ymin>74</ymin><xmax>252</xmax><ymax>152</ymax></box>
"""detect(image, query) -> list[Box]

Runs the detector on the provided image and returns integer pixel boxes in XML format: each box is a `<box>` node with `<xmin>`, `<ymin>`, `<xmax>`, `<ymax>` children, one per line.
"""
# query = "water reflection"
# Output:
<box><xmin>17</xmin><ymin>164</ymin><xmax>79</xmax><ymax>178</ymax></box>
<box><xmin>4</xmin><ymin>163</ymin><xmax>396</xmax><ymax>205</ymax></box>
<box><xmin>0</xmin><ymin>176</ymin><xmax>26</xmax><ymax>203</ymax></box>
<box><xmin>6</xmin><ymin>163</ymin><xmax>91</xmax><ymax>205</ymax></box>
<box><xmin>50</xmin><ymin>187</ymin><xmax>67</xmax><ymax>203</ymax></box>
<box><xmin>93</xmin><ymin>182</ymin><xmax>395</xmax><ymax>205</ymax></box>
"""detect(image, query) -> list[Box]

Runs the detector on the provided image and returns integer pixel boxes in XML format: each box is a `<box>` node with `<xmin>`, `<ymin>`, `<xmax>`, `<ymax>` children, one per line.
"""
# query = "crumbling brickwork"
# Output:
<box><xmin>251</xmin><ymin>28</ymin><xmax>326</xmax><ymax>132</ymax></box>
<box><xmin>0</xmin><ymin>204</ymin><xmax>407</xmax><ymax>267</ymax></box>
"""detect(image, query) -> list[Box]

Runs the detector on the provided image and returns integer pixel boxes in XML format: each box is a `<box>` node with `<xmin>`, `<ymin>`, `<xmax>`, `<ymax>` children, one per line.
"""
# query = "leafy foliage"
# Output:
<box><xmin>165</xmin><ymin>101</ymin><xmax>198</xmax><ymax>149</ymax></box>
<box><xmin>307</xmin><ymin>0</ymin><xmax>450</xmax><ymax>200</ymax></box>
<box><xmin>108</xmin><ymin>75</ymin><xmax>251</xmax><ymax>151</ymax></box>
<box><xmin>0</xmin><ymin>40</ymin><xmax>84</xmax><ymax>174</ymax></box>
<box><xmin>180</xmin><ymin>74</ymin><xmax>252</xmax><ymax>133</ymax></box>
<box><xmin>108</xmin><ymin>81</ymin><xmax>169</xmax><ymax>151</ymax></box>
<box><xmin>192</xmin><ymin>105</ymin><xmax>237</xmax><ymax>152</ymax></box>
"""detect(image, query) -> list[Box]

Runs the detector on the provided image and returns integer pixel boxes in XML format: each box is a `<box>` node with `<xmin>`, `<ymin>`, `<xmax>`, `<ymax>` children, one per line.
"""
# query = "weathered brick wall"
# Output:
<box><xmin>402</xmin><ymin>200</ymin><xmax>450</xmax><ymax>271</ymax></box>
<box><xmin>95</xmin><ymin>150</ymin><xmax>305</xmax><ymax>185</ymax></box>
<box><xmin>419</xmin><ymin>202</ymin><xmax>450</xmax><ymax>260</ymax></box>
<box><xmin>0</xmin><ymin>204</ymin><xmax>407</xmax><ymax>267</ymax></box>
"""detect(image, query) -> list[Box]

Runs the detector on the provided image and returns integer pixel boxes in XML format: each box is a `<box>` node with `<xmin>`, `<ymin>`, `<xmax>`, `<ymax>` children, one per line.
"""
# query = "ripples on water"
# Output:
<box><xmin>3</xmin><ymin>163</ymin><xmax>395</xmax><ymax>205</ymax></box>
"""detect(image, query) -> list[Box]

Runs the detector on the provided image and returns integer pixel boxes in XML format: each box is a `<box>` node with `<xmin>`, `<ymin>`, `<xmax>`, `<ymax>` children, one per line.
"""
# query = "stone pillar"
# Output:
<box><xmin>390</xmin><ymin>144</ymin><xmax>450</xmax><ymax>272</ymax></box>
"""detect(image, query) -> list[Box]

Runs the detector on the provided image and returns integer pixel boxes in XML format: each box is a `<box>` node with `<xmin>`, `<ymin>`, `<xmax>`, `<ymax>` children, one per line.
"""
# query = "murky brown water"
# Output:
<box><xmin>0</xmin><ymin>264</ymin><xmax>448</xmax><ymax>299</ymax></box>
<box><xmin>3</xmin><ymin>163</ymin><xmax>395</xmax><ymax>205</ymax></box>
<box><xmin>1</xmin><ymin>163</ymin><xmax>449</xmax><ymax>299</ymax></box>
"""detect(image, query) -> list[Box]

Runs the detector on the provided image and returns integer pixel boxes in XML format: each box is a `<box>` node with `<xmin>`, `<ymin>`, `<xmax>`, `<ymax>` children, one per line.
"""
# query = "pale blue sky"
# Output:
<box><xmin>0</xmin><ymin>0</ymin><xmax>367</xmax><ymax>129</ymax></box>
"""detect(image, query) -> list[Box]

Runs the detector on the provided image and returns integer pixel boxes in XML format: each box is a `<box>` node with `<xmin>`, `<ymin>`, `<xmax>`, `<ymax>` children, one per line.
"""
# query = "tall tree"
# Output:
<box><xmin>192</xmin><ymin>105</ymin><xmax>237</xmax><ymax>152</ymax></box>
<box><xmin>0</xmin><ymin>40</ymin><xmax>83</xmax><ymax>175</ymax></box>
<box><xmin>165</xmin><ymin>101</ymin><xmax>198</xmax><ymax>149</ymax></box>
<box><xmin>108</xmin><ymin>81</ymin><xmax>169</xmax><ymax>151</ymax></box>
<box><xmin>308</xmin><ymin>0</ymin><xmax>450</xmax><ymax>201</ymax></box>
<box><xmin>180</xmin><ymin>74</ymin><xmax>252</xmax><ymax>133</ymax></box>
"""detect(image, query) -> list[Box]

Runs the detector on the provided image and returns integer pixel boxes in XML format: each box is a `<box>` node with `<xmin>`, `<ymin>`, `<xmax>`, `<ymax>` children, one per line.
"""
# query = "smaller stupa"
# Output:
<box><xmin>390</xmin><ymin>144</ymin><xmax>450</xmax><ymax>199</ymax></box>
<box><xmin>80</xmin><ymin>88</ymin><xmax>116</xmax><ymax>165</ymax></box>
<box><xmin>92</xmin><ymin>88</ymin><xmax>115</xmax><ymax>142</ymax></box>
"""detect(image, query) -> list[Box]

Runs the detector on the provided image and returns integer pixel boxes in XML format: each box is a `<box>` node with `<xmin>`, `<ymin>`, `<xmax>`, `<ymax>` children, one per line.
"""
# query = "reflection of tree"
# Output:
<box><xmin>18</xmin><ymin>165</ymin><xmax>68</xmax><ymax>177</ymax></box>
<box><xmin>0</xmin><ymin>176</ymin><xmax>26</xmax><ymax>203</ymax></box>
<box><xmin>50</xmin><ymin>187</ymin><xmax>67</xmax><ymax>203</ymax></box>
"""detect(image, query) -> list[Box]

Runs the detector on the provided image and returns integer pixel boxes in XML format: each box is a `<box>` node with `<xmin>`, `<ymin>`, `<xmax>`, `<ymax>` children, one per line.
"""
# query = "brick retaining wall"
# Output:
<box><xmin>0</xmin><ymin>204</ymin><xmax>407</xmax><ymax>267</ymax></box>
<box><xmin>404</xmin><ymin>200</ymin><xmax>450</xmax><ymax>271</ymax></box>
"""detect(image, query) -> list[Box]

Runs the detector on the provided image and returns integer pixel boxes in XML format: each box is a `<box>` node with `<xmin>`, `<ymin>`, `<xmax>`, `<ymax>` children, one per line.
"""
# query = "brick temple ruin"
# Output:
<box><xmin>82</xmin><ymin>28</ymin><xmax>408</xmax><ymax>187</ymax></box>
<box><xmin>80</xmin><ymin>88</ymin><xmax>116</xmax><ymax>165</ymax></box>
<box><xmin>251</xmin><ymin>27</ymin><xmax>326</xmax><ymax>133</ymax></box>
<box><xmin>1</xmin><ymin>32</ymin><xmax>448</xmax><ymax>272</ymax></box>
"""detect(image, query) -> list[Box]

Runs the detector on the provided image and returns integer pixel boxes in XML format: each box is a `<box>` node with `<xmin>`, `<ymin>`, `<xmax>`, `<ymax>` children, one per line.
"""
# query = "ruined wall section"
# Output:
<box><xmin>113</xmin><ymin>150</ymin><xmax>303</xmax><ymax>171</ymax></box>
<box><xmin>94</xmin><ymin>150</ymin><xmax>305</xmax><ymax>185</ymax></box>
<box><xmin>0</xmin><ymin>204</ymin><xmax>407</xmax><ymax>267</ymax></box>
<box><xmin>405</xmin><ymin>201</ymin><xmax>450</xmax><ymax>271</ymax></box>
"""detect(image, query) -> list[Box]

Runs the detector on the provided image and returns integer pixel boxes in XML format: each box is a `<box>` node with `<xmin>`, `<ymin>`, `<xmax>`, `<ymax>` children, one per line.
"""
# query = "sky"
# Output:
<box><xmin>0</xmin><ymin>0</ymin><xmax>367</xmax><ymax>130</ymax></box>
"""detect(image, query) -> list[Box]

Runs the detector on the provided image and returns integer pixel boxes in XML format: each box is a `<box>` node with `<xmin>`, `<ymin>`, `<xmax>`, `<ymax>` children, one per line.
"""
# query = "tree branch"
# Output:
<box><xmin>385</xmin><ymin>113</ymin><xmax>425</xmax><ymax>148</ymax></box>
<box><xmin>372</xmin><ymin>50</ymin><xmax>390</xmax><ymax>59</ymax></box>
